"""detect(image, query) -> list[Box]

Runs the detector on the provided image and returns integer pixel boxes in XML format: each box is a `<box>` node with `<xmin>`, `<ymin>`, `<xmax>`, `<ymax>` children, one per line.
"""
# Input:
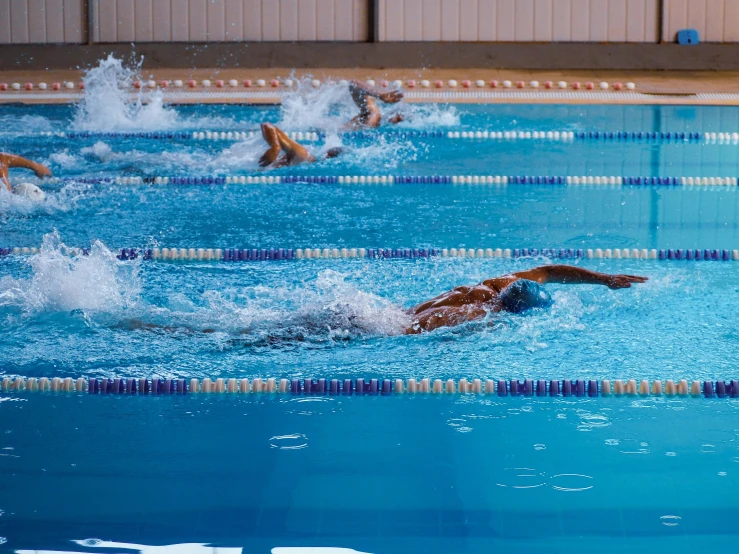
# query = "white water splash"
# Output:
<box><xmin>0</xmin><ymin>114</ymin><xmax>56</xmax><ymax>134</ymax></box>
<box><xmin>80</xmin><ymin>141</ymin><xmax>114</xmax><ymax>162</ymax></box>
<box><xmin>80</xmin><ymin>140</ymin><xmax>211</xmax><ymax>174</ymax></box>
<box><xmin>278</xmin><ymin>77</ymin><xmax>460</xmax><ymax>131</ymax></box>
<box><xmin>72</xmin><ymin>55</ymin><xmax>179</xmax><ymax>132</ymax></box>
<box><xmin>131</xmin><ymin>269</ymin><xmax>411</xmax><ymax>344</ymax></box>
<box><xmin>47</xmin><ymin>150</ymin><xmax>79</xmax><ymax>169</ymax></box>
<box><xmin>0</xmin><ymin>232</ymin><xmax>141</xmax><ymax>315</ymax></box>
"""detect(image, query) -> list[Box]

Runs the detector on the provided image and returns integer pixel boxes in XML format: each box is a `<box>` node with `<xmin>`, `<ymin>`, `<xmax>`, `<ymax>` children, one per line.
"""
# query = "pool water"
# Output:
<box><xmin>2</xmin><ymin>65</ymin><xmax>739</xmax><ymax>553</ymax></box>
<box><xmin>3</xmin><ymin>395</ymin><xmax>739</xmax><ymax>554</ymax></box>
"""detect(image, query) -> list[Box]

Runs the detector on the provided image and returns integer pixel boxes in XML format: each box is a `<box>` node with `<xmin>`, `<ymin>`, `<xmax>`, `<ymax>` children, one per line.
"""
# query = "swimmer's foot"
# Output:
<box><xmin>379</xmin><ymin>90</ymin><xmax>404</xmax><ymax>103</ymax></box>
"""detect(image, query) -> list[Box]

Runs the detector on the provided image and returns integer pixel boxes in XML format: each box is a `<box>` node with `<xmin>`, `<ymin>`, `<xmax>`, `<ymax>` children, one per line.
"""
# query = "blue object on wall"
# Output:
<box><xmin>677</xmin><ymin>29</ymin><xmax>700</xmax><ymax>44</ymax></box>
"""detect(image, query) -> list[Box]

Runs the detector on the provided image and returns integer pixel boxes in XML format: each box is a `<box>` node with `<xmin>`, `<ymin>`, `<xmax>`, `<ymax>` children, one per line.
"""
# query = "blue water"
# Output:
<box><xmin>2</xmin><ymin>395</ymin><xmax>739</xmax><ymax>554</ymax></box>
<box><xmin>2</xmin><ymin>82</ymin><xmax>739</xmax><ymax>553</ymax></box>
<box><xmin>3</xmin><ymin>101</ymin><xmax>739</xmax><ymax>249</ymax></box>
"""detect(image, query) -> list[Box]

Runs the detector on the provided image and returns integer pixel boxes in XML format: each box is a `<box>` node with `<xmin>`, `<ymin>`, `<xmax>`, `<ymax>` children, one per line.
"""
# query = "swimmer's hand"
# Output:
<box><xmin>379</xmin><ymin>90</ymin><xmax>404</xmax><ymax>104</ymax></box>
<box><xmin>604</xmin><ymin>274</ymin><xmax>648</xmax><ymax>289</ymax></box>
<box><xmin>34</xmin><ymin>165</ymin><xmax>52</xmax><ymax>178</ymax></box>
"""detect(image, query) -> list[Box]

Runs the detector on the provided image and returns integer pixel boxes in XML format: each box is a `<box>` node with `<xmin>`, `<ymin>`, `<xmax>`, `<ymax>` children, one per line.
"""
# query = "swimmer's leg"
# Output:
<box><xmin>259</xmin><ymin>123</ymin><xmax>283</xmax><ymax>167</ymax></box>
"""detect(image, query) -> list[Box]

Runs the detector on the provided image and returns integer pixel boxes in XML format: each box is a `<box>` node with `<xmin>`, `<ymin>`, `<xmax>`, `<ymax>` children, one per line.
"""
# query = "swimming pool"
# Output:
<box><xmin>2</xmin><ymin>67</ymin><xmax>739</xmax><ymax>553</ymax></box>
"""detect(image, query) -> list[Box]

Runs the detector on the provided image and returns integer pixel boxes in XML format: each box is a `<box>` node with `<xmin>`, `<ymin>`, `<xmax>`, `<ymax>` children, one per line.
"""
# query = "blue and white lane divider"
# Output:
<box><xmin>2</xmin><ymin>246</ymin><xmax>738</xmax><ymax>262</ymax></box>
<box><xmin>2</xmin><ymin>376</ymin><xmax>739</xmax><ymax>398</ymax></box>
<box><xmin>45</xmin><ymin>175</ymin><xmax>739</xmax><ymax>186</ymax></box>
<box><xmin>19</xmin><ymin>130</ymin><xmax>739</xmax><ymax>144</ymax></box>
<box><xmin>27</xmin><ymin>131</ymin><xmax>321</xmax><ymax>142</ymax></box>
<box><xmin>449</xmin><ymin>130</ymin><xmax>739</xmax><ymax>143</ymax></box>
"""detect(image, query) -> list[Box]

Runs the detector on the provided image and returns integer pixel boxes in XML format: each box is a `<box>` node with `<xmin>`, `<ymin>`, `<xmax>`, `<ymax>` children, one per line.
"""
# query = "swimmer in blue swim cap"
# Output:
<box><xmin>0</xmin><ymin>152</ymin><xmax>52</xmax><ymax>192</ymax></box>
<box><xmin>406</xmin><ymin>265</ymin><xmax>647</xmax><ymax>334</ymax></box>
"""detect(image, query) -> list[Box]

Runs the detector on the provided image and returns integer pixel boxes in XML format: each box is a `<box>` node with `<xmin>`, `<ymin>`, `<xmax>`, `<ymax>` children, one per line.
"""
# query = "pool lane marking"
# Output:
<box><xmin>10</xmin><ymin>130</ymin><xmax>739</xmax><ymax>144</ymax></box>
<box><xmin>1</xmin><ymin>377</ymin><xmax>737</xmax><ymax>398</ymax></box>
<box><xmin>1</xmin><ymin>247</ymin><xmax>738</xmax><ymax>262</ymax></box>
<box><xmin>44</xmin><ymin>175</ymin><xmax>739</xmax><ymax>186</ymax></box>
<box><xmin>6</xmin><ymin>90</ymin><xmax>739</xmax><ymax>106</ymax></box>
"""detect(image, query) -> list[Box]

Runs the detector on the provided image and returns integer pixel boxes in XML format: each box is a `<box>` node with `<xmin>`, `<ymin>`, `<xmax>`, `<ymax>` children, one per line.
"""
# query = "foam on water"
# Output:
<box><xmin>391</xmin><ymin>102</ymin><xmax>461</xmax><ymax>129</ymax></box>
<box><xmin>79</xmin><ymin>140</ymin><xmax>210</xmax><ymax>174</ymax></box>
<box><xmin>0</xmin><ymin>113</ymin><xmax>56</xmax><ymax>134</ymax></box>
<box><xmin>47</xmin><ymin>150</ymin><xmax>80</xmax><ymax>169</ymax></box>
<box><xmin>0</xmin><ymin>232</ymin><xmax>141</xmax><ymax>317</ymax></box>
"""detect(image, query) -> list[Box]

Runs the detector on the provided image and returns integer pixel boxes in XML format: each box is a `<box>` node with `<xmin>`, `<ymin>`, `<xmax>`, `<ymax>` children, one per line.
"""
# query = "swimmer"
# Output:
<box><xmin>347</xmin><ymin>80</ymin><xmax>404</xmax><ymax>129</ymax></box>
<box><xmin>126</xmin><ymin>265</ymin><xmax>647</xmax><ymax>340</ymax></box>
<box><xmin>405</xmin><ymin>265</ymin><xmax>647</xmax><ymax>334</ymax></box>
<box><xmin>0</xmin><ymin>152</ymin><xmax>52</xmax><ymax>193</ymax></box>
<box><xmin>259</xmin><ymin>122</ymin><xmax>343</xmax><ymax>168</ymax></box>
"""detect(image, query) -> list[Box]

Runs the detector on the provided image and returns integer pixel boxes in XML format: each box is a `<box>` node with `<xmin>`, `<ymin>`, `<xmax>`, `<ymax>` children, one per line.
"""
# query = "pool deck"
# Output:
<box><xmin>0</xmin><ymin>68</ymin><xmax>738</xmax><ymax>105</ymax></box>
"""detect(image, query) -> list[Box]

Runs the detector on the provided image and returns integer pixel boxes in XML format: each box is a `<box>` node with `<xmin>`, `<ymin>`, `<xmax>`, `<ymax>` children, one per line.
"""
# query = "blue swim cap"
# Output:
<box><xmin>499</xmin><ymin>279</ymin><xmax>552</xmax><ymax>314</ymax></box>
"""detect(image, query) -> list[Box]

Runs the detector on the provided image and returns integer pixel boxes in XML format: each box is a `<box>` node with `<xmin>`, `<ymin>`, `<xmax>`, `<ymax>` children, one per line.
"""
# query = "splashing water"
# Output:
<box><xmin>0</xmin><ymin>232</ymin><xmax>141</xmax><ymax>316</ymax></box>
<box><xmin>278</xmin><ymin>77</ymin><xmax>460</xmax><ymax>132</ymax></box>
<box><xmin>278</xmin><ymin>78</ymin><xmax>356</xmax><ymax>132</ymax></box>
<box><xmin>72</xmin><ymin>55</ymin><xmax>179</xmax><ymax>132</ymax></box>
<box><xmin>215</xmin><ymin>129</ymin><xmax>417</xmax><ymax>171</ymax></box>
<box><xmin>127</xmin><ymin>269</ymin><xmax>411</xmax><ymax>346</ymax></box>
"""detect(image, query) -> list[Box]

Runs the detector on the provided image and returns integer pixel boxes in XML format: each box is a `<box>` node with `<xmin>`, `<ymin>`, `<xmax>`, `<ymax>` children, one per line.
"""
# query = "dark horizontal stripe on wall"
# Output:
<box><xmin>3</xmin><ymin>43</ymin><xmax>739</xmax><ymax>71</ymax></box>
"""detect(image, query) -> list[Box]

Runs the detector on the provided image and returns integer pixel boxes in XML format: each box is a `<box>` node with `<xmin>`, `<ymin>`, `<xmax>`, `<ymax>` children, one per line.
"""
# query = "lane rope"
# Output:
<box><xmin>1</xmin><ymin>247</ymin><xmax>737</xmax><ymax>262</ymax></box>
<box><xmin>44</xmin><ymin>175</ymin><xmax>739</xmax><ymax>187</ymax></box>
<box><xmin>9</xmin><ymin>91</ymin><xmax>739</xmax><ymax>105</ymax></box>
<box><xmin>1</xmin><ymin>376</ymin><xmax>737</xmax><ymax>398</ymax></box>
<box><xmin>8</xmin><ymin>130</ymin><xmax>737</xmax><ymax>144</ymax></box>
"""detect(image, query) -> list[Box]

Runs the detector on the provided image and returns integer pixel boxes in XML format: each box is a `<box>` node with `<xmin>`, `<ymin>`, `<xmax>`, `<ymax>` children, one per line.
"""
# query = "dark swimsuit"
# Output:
<box><xmin>499</xmin><ymin>279</ymin><xmax>553</xmax><ymax>313</ymax></box>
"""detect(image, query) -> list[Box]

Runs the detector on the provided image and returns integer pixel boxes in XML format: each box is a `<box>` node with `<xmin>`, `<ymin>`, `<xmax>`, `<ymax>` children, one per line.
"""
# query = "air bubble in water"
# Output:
<box><xmin>270</xmin><ymin>433</ymin><xmax>309</xmax><ymax>450</ymax></box>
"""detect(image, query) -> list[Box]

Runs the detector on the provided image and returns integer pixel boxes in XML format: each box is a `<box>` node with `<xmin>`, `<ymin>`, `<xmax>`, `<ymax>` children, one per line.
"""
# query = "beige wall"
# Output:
<box><xmin>378</xmin><ymin>0</ymin><xmax>660</xmax><ymax>42</ymax></box>
<box><xmin>662</xmin><ymin>0</ymin><xmax>739</xmax><ymax>42</ymax></box>
<box><xmin>4</xmin><ymin>0</ymin><xmax>739</xmax><ymax>45</ymax></box>
<box><xmin>0</xmin><ymin>0</ymin><xmax>86</xmax><ymax>43</ymax></box>
<box><xmin>91</xmin><ymin>0</ymin><xmax>369</xmax><ymax>42</ymax></box>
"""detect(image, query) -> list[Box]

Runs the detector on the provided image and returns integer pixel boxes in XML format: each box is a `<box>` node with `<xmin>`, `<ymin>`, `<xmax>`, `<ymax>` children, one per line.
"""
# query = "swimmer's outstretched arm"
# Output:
<box><xmin>0</xmin><ymin>153</ymin><xmax>52</xmax><ymax>191</ymax></box>
<box><xmin>259</xmin><ymin>123</ymin><xmax>283</xmax><ymax>167</ymax></box>
<box><xmin>272</xmin><ymin>124</ymin><xmax>315</xmax><ymax>163</ymax></box>
<box><xmin>0</xmin><ymin>162</ymin><xmax>9</xmax><ymax>191</ymax></box>
<box><xmin>504</xmin><ymin>265</ymin><xmax>648</xmax><ymax>289</ymax></box>
<box><xmin>348</xmin><ymin>80</ymin><xmax>404</xmax><ymax>104</ymax></box>
<box><xmin>259</xmin><ymin>123</ymin><xmax>314</xmax><ymax>167</ymax></box>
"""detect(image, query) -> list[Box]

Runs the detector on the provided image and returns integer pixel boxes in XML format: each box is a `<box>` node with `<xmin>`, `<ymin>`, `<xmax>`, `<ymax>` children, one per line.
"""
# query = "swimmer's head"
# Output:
<box><xmin>499</xmin><ymin>279</ymin><xmax>552</xmax><ymax>314</ymax></box>
<box><xmin>325</xmin><ymin>147</ymin><xmax>344</xmax><ymax>159</ymax></box>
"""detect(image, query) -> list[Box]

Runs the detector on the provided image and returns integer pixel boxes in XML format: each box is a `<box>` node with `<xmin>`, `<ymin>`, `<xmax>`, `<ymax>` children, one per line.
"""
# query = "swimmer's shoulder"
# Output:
<box><xmin>481</xmin><ymin>275</ymin><xmax>519</xmax><ymax>293</ymax></box>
